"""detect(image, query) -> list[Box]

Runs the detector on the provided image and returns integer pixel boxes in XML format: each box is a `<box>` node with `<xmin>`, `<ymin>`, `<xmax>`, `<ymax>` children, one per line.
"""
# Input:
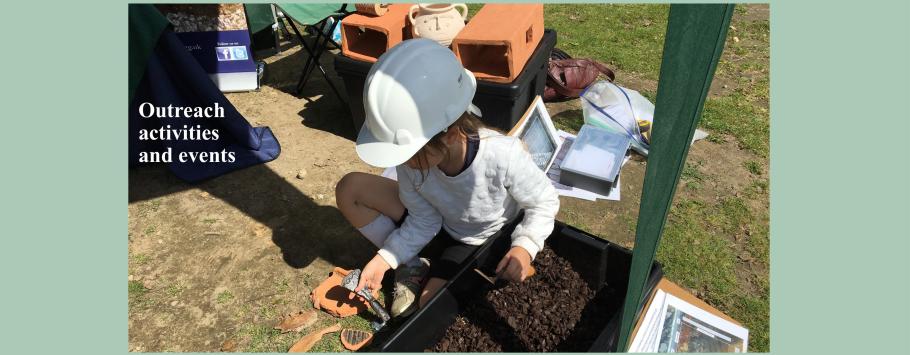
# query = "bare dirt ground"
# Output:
<box><xmin>129</xmin><ymin>5</ymin><xmax>769</xmax><ymax>352</ymax></box>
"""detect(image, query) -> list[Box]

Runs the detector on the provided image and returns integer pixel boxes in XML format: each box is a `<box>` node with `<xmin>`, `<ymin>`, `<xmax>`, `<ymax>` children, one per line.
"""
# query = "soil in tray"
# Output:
<box><xmin>430</xmin><ymin>247</ymin><xmax>618</xmax><ymax>352</ymax></box>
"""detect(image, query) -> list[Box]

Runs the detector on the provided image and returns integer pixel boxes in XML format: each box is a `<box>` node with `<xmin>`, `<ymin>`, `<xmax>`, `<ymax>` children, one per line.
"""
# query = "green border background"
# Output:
<box><xmin>2</xmin><ymin>0</ymin><xmax>908</xmax><ymax>354</ymax></box>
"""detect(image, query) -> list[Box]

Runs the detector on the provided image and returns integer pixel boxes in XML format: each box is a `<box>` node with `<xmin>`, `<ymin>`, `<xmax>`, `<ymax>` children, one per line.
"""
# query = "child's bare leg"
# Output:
<box><xmin>335</xmin><ymin>172</ymin><xmax>405</xmax><ymax>228</ymax></box>
<box><xmin>419</xmin><ymin>277</ymin><xmax>447</xmax><ymax>308</ymax></box>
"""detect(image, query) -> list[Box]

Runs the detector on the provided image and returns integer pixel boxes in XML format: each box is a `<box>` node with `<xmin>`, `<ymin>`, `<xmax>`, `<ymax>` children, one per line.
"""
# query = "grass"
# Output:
<box><xmin>131</xmin><ymin>253</ymin><xmax>150</xmax><ymax>266</ymax></box>
<box><xmin>543</xmin><ymin>4</ymin><xmax>771</xmax><ymax>351</ymax></box>
<box><xmin>275</xmin><ymin>279</ymin><xmax>291</xmax><ymax>294</ymax></box>
<box><xmin>128</xmin><ymin>280</ymin><xmax>147</xmax><ymax>298</ymax></box>
<box><xmin>129</xmin><ymin>4</ymin><xmax>771</xmax><ymax>353</ymax></box>
<box><xmin>216</xmin><ymin>291</ymin><xmax>234</xmax><ymax>304</ymax></box>
<box><xmin>657</xmin><ymin>195</ymin><xmax>770</xmax><ymax>351</ymax></box>
<box><xmin>559</xmin><ymin>209</ymin><xmax>594</xmax><ymax>233</ymax></box>
<box><xmin>238</xmin><ymin>323</ymin><xmax>294</xmax><ymax>352</ymax></box>
<box><xmin>545</xmin><ymin>4</ymin><xmax>769</xmax><ymax>159</ymax></box>
<box><xmin>551</xmin><ymin>109</ymin><xmax>585</xmax><ymax>133</ymax></box>
<box><xmin>165</xmin><ymin>283</ymin><xmax>185</xmax><ymax>297</ymax></box>
<box><xmin>545</xmin><ymin>4</ymin><xmax>668</xmax><ymax>81</ymax></box>
<box><xmin>128</xmin><ymin>280</ymin><xmax>155</xmax><ymax>308</ymax></box>
<box><xmin>701</xmin><ymin>93</ymin><xmax>770</xmax><ymax>157</ymax></box>
<box><xmin>744</xmin><ymin>160</ymin><xmax>762</xmax><ymax>175</ymax></box>
<box><xmin>137</xmin><ymin>199</ymin><xmax>162</xmax><ymax>218</ymax></box>
<box><xmin>681</xmin><ymin>161</ymin><xmax>707</xmax><ymax>191</ymax></box>
<box><xmin>657</xmin><ymin>199</ymin><xmax>738</xmax><ymax>298</ymax></box>
<box><xmin>746</xmin><ymin>180</ymin><xmax>769</xmax><ymax>200</ymax></box>
<box><xmin>232</xmin><ymin>311</ymin><xmax>376</xmax><ymax>352</ymax></box>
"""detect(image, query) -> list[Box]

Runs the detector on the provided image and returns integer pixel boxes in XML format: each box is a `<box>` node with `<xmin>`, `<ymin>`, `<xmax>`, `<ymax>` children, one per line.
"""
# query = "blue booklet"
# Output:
<box><xmin>160</xmin><ymin>4</ymin><xmax>259</xmax><ymax>92</ymax></box>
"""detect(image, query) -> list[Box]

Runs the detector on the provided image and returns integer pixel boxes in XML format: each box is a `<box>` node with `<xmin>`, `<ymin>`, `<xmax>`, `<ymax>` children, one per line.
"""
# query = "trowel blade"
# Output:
<box><xmin>473</xmin><ymin>268</ymin><xmax>498</xmax><ymax>285</ymax></box>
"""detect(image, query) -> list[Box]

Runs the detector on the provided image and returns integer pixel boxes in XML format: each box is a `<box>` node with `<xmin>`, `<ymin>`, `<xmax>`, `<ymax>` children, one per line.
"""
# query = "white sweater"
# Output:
<box><xmin>377</xmin><ymin>129</ymin><xmax>560</xmax><ymax>269</ymax></box>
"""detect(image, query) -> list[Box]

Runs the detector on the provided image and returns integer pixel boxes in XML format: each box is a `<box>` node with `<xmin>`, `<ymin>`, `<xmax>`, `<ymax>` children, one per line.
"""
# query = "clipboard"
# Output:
<box><xmin>507</xmin><ymin>95</ymin><xmax>560</xmax><ymax>172</ymax></box>
<box><xmin>628</xmin><ymin>278</ymin><xmax>742</xmax><ymax>351</ymax></box>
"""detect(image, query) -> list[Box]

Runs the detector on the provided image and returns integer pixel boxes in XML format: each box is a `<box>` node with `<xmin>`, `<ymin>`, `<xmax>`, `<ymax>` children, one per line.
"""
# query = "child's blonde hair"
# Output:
<box><xmin>411</xmin><ymin>112</ymin><xmax>495</xmax><ymax>176</ymax></box>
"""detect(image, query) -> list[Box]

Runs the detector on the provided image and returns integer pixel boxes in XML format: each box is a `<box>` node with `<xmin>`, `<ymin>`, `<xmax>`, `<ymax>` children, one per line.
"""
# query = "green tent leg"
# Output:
<box><xmin>616</xmin><ymin>4</ymin><xmax>734</xmax><ymax>351</ymax></box>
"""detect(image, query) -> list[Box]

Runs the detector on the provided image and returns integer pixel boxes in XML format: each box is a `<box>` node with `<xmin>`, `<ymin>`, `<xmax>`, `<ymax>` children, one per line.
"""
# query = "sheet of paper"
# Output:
<box><xmin>629</xmin><ymin>289</ymin><xmax>668</xmax><ymax>352</ymax></box>
<box><xmin>629</xmin><ymin>289</ymin><xmax>749</xmax><ymax>353</ymax></box>
<box><xmin>657</xmin><ymin>293</ymin><xmax>749</xmax><ymax>352</ymax></box>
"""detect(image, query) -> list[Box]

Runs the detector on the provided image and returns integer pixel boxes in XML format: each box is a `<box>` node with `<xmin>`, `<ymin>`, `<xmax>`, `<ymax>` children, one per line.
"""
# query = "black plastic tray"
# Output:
<box><xmin>333</xmin><ymin>30</ymin><xmax>557</xmax><ymax>134</ymax></box>
<box><xmin>369</xmin><ymin>221</ymin><xmax>663</xmax><ymax>352</ymax></box>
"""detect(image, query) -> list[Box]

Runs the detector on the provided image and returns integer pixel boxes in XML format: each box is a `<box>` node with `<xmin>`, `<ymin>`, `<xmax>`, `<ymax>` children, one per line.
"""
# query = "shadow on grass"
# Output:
<box><xmin>260</xmin><ymin>35</ymin><xmax>358</xmax><ymax>141</ymax></box>
<box><xmin>128</xmin><ymin>163</ymin><xmax>371</xmax><ymax>270</ymax></box>
<box><xmin>551</xmin><ymin>108</ymin><xmax>584</xmax><ymax>133</ymax></box>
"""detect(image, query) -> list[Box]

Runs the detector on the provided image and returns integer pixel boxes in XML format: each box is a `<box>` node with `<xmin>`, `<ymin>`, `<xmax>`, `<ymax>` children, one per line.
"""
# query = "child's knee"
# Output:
<box><xmin>335</xmin><ymin>172</ymin><xmax>364</xmax><ymax>204</ymax></box>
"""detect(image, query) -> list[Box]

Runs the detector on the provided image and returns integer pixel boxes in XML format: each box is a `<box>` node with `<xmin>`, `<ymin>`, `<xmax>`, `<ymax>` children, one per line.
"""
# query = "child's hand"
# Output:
<box><xmin>356</xmin><ymin>254</ymin><xmax>391</xmax><ymax>293</ymax></box>
<box><xmin>496</xmin><ymin>246</ymin><xmax>533</xmax><ymax>282</ymax></box>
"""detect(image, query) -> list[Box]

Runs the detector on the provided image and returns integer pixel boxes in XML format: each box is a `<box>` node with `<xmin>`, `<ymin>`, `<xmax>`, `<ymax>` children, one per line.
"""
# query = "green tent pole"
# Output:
<box><xmin>616</xmin><ymin>4</ymin><xmax>734</xmax><ymax>351</ymax></box>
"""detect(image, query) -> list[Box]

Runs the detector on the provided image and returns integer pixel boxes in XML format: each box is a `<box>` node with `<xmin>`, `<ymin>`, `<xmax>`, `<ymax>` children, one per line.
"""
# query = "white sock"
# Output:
<box><xmin>357</xmin><ymin>214</ymin><xmax>396</xmax><ymax>248</ymax></box>
<box><xmin>358</xmin><ymin>215</ymin><xmax>423</xmax><ymax>269</ymax></box>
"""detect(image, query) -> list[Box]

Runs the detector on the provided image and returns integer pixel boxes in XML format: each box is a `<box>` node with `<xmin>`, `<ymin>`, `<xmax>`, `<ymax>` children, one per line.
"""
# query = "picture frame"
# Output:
<box><xmin>507</xmin><ymin>95</ymin><xmax>560</xmax><ymax>172</ymax></box>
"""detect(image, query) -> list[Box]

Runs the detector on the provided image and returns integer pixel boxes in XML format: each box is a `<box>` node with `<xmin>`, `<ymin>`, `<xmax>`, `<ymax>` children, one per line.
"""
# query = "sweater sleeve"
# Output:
<box><xmin>503</xmin><ymin>140</ymin><xmax>560</xmax><ymax>260</ymax></box>
<box><xmin>377</xmin><ymin>166</ymin><xmax>443</xmax><ymax>269</ymax></box>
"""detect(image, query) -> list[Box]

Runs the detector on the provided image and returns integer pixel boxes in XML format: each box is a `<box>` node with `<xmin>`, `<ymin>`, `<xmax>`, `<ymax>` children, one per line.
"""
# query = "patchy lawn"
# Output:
<box><xmin>128</xmin><ymin>3</ymin><xmax>769</xmax><ymax>352</ymax></box>
<box><xmin>546</xmin><ymin>3</ymin><xmax>770</xmax><ymax>351</ymax></box>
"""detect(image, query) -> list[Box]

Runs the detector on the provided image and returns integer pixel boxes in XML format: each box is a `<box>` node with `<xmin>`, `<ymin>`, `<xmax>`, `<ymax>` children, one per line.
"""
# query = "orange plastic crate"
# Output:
<box><xmin>453</xmin><ymin>4</ymin><xmax>544</xmax><ymax>83</ymax></box>
<box><xmin>341</xmin><ymin>4</ymin><xmax>412</xmax><ymax>63</ymax></box>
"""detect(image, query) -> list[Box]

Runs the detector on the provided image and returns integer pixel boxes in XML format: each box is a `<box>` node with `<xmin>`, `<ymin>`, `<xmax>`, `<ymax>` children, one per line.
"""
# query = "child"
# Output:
<box><xmin>335</xmin><ymin>39</ymin><xmax>559</xmax><ymax>318</ymax></box>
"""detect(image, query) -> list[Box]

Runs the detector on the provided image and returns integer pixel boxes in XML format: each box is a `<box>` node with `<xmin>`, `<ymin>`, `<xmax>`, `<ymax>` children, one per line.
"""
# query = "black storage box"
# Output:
<box><xmin>333</xmin><ymin>29</ymin><xmax>557</xmax><ymax>134</ymax></box>
<box><xmin>369</xmin><ymin>221</ymin><xmax>663</xmax><ymax>352</ymax></box>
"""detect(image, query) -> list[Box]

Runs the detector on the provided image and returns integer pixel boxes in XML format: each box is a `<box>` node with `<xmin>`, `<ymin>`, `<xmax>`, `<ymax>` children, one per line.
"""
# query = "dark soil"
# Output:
<box><xmin>430</xmin><ymin>247</ymin><xmax>617</xmax><ymax>352</ymax></box>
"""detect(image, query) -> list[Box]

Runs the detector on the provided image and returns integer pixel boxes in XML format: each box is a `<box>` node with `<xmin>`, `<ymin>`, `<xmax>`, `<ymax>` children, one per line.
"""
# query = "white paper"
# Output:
<box><xmin>629</xmin><ymin>289</ymin><xmax>749</xmax><ymax>353</ymax></box>
<box><xmin>629</xmin><ymin>289</ymin><xmax>668</xmax><ymax>352</ymax></box>
<box><xmin>658</xmin><ymin>293</ymin><xmax>749</xmax><ymax>352</ymax></box>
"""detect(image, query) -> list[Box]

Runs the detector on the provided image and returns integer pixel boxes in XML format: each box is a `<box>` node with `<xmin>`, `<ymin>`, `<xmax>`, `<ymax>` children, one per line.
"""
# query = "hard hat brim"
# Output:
<box><xmin>355</xmin><ymin>66</ymin><xmax>478</xmax><ymax>168</ymax></box>
<box><xmin>355</xmin><ymin>123</ymin><xmax>429</xmax><ymax>168</ymax></box>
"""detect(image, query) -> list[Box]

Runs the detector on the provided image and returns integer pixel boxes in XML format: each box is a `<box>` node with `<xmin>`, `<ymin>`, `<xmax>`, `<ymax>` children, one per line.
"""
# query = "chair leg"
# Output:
<box><xmin>284</xmin><ymin>13</ymin><xmax>348</xmax><ymax>104</ymax></box>
<box><xmin>298</xmin><ymin>20</ymin><xmax>332</xmax><ymax>94</ymax></box>
<box><xmin>318</xmin><ymin>63</ymin><xmax>347</xmax><ymax>105</ymax></box>
<box><xmin>283</xmin><ymin>18</ymin><xmax>314</xmax><ymax>96</ymax></box>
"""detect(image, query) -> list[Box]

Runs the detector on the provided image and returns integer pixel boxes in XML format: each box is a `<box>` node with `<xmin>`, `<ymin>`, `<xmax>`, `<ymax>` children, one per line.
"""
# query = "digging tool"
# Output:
<box><xmin>341</xmin><ymin>269</ymin><xmax>391</xmax><ymax>330</ymax></box>
<box><xmin>288</xmin><ymin>323</ymin><xmax>341</xmax><ymax>352</ymax></box>
<box><xmin>473</xmin><ymin>265</ymin><xmax>536</xmax><ymax>286</ymax></box>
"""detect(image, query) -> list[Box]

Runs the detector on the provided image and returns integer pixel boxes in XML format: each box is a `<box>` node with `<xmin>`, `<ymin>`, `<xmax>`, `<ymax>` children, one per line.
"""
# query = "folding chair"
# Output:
<box><xmin>275</xmin><ymin>3</ymin><xmax>351</xmax><ymax>103</ymax></box>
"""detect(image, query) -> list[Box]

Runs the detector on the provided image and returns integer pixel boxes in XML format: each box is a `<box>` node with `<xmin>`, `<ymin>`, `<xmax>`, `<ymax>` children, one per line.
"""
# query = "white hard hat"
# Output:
<box><xmin>356</xmin><ymin>38</ymin><xmax>479</xmax><ymax>168</ymax></box>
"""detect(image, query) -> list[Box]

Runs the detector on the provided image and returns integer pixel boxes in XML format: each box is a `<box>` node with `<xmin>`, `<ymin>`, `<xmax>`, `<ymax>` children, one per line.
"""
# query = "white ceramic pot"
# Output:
<box><xmin>408</xmin><ymin>3</ymin><xmax>468</xmax><ymax>47</ymax></box>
